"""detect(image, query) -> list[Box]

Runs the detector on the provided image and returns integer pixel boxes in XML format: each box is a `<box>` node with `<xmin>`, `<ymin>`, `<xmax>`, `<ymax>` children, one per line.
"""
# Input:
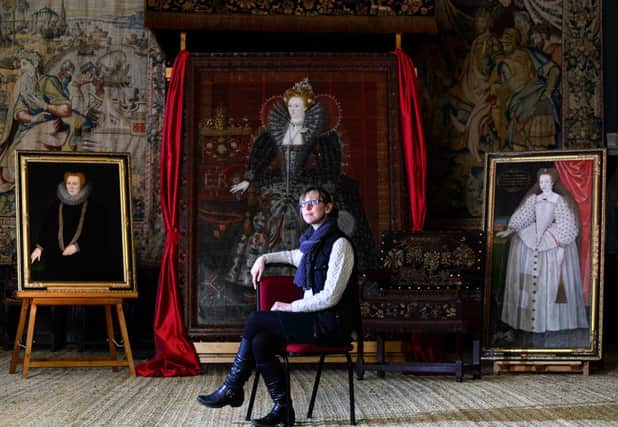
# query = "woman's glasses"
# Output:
<box><xmin>299</xmin><ymin>199</ymin><xmax>322</xmax><ymax>209</ymax></box>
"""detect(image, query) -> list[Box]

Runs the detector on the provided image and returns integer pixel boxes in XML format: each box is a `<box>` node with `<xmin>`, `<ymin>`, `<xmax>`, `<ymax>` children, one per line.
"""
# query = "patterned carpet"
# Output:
<box><xmin>2</xmin><ymin>349</ymin><xmax>618</xmax><ymax>427</ymax></box>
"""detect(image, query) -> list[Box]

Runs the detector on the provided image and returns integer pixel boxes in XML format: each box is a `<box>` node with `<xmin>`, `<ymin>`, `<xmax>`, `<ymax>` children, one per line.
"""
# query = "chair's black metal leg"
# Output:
<box><xmin>283</xmin><ymin>355</ymin><xmax>292</xmax><ymax>427</ymax></box>
<box><xmin>455</xmin><ymin>332</ymin><xmax>464</xmax><ymax>382</ymax></box>
<box><xmin>377</xmin><ymin>335</ymin><xmax>385</xmax><ymax>378</ymax></box>
<box><xmin>346</xmin><ymin>353</ymin><xmax>356</xmax><ymax>425</ymax></box>
<box><xmin>472</xmin><ymin>335</ymin><xmax>481</xmax><ymax>379</ymax></box>
<box><xmin>245</xmin><ymin>371</ymin><xmax>260</xmax><ymax>421</ymax></box>
<box><xmin>356</xmin><ymin>355</ymin><xmax>365</xmax><ymax>381</ymax></box>
<box><xmin>356</xmin><ymin>341</ymin><xmax>365</xmax><ymax>381</ymax></box>
<box><xmin>307</xmin><ymin>354</ymin><xmax>326</xmax><ymax>419</ymax></box>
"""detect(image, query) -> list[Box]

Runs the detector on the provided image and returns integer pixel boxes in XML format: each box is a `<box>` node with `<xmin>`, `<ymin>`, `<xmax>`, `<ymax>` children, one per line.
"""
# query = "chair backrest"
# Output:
<box><xmin>257</xmin><ymin>276</ymin><xmax>303</xmax><ymax>312</ymax></box>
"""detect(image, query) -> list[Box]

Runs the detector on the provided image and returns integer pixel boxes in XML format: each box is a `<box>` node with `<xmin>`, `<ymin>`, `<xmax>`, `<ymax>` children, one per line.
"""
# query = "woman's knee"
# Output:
<box><xmin>243</xmin><ymin>311</ymin><xmax>273</xmax><ymax>339</ymax></box>
<box><xmin>251</xmin><ymin>333</ymin><xmax>267</xmax><ymax>355</ymax></box>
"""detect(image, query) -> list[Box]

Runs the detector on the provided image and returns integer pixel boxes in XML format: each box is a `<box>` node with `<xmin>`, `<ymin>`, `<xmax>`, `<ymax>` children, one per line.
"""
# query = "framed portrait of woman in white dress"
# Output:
<box><xmin>482</xmin><ymin>149</ymin><xmax>606</xmax><ymax>361</ymax></box>
<box><xmin>15</xmin><ymin>150</ymin><xmax>137</xmax><ymax>295</ymax></box>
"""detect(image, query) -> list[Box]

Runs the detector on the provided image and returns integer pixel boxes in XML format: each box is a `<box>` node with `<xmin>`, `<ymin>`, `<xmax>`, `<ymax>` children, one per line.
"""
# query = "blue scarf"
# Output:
<box><xmin>293</xmin><ymin>217</ymin><xmax>338</xmax><ymax>291</ymax></box>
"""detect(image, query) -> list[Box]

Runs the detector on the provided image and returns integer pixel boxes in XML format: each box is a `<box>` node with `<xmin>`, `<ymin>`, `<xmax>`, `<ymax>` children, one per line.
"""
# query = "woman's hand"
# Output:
<box><xmin>31</xmin><ymin>247</ymin><xmax>42</xmax><ymax>263</ymax></box>
<box><xmin>62</xmin><ymin>244</ymin><xmax>79</xmax><ymax>256</ymax></box>
<box><xmin>496</xmin><ymin>228</ymin><xmax>514</xmax><ymax>238</ymax></box>
<box><xmin>250</xmin><ymin>255</ymin><xmax>267</xmax><ymax>289</ymax></box>
<box><xmin>230</xmin><ymin>180</ymin><xmax>250</xmax><ymax>194</ymax></box>
<box><xmin>271</xmin><ymin>301</ymin><xmax>292</xmax><ymax>311</ymax></box>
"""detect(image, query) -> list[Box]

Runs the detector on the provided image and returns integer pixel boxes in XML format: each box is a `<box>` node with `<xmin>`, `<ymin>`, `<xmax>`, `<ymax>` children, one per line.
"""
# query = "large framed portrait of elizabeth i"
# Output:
<box><xmin>482</xmin><ymin>149</ymin><xmax>605</xmax><ymax>361</ymax></box>
<box><xmin>177</xmin><ymin>53</ymin><xmax>405</xmax><ymax>349</ymax></box>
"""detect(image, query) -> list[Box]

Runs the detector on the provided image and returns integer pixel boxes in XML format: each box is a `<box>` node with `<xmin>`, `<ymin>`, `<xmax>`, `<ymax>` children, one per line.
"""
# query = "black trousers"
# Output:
<box><xmin>243</xmin><ymin>311</ymin><xmax>321</xmax><ymax>365</ymax></box>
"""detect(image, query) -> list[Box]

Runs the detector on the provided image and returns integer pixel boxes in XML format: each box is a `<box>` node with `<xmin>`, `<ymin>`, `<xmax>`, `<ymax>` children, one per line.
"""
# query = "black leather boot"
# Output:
<box><xmin>196</xmin><ymin>338</ymin><xmax>253</xmax><ymax>408</ymax></box>
<box><xmin>251</xmin><ymin>361</ymin><xmax>295</xmax><ymax>427</ymax></box>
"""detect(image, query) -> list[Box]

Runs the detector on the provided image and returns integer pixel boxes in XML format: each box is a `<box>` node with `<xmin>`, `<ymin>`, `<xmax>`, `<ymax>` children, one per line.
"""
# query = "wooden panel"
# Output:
<box><xmin>194</xmin><ymin>340</ymin><xmax>406</xmax><ymax>364</ymax></box>
<box><xmin>144</xmin><ymin>1</ymin><xmax>437</xmax><ymax>33</ymax></box>
<box><xmin>145</xmin><ymin>13</ymin><xmax>437</xmax><ymax>33</ymax></box>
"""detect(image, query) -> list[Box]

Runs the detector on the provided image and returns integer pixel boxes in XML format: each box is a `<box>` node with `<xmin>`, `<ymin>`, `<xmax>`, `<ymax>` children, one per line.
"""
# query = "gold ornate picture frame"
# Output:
<box><xmin>15</xmin><ymin>150</ymin><xmax>137</xmax><ymax>295</ymax></box>
<box><xmin>177</xmin><ymin>53</ymin><xmax>404</xmax><ymax>351</ymax></box>
<box><xmin>482</xmin><ymin>149</ymin><xmax>605</xmax><ymax>361</ymax></box>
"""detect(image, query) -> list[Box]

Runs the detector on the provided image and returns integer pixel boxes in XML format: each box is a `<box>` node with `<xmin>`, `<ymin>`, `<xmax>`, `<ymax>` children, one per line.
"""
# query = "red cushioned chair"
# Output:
<box><xmin>245</xmin><ymin>275</ymin><xmax>359</xmax><ymax>426</ymax></box>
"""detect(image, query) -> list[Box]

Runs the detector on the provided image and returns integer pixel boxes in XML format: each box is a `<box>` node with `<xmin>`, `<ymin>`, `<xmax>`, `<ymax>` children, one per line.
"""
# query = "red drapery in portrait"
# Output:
<box><xmin>136</xmin><ymin>50</ymin><xmax>202</xmax><ymax>377</ymax></box>
<box><xmin>555</xmin><ymin>159</ymin><xmax>594</xmax><ymax>305</ymax></box>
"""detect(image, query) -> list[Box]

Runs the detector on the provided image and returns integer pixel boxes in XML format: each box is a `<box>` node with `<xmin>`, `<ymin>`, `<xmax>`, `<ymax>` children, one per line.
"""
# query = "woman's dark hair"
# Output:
<box><xmin>299</xmin><ymin>186</ymin><xmax>339</xmax><ymax>218</ymax></box>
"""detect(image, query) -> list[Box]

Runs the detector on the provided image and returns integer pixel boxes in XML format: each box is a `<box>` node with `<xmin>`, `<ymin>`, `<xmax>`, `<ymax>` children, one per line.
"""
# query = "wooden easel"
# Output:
<box><xmin>493</xmin><ymin>360</ymin><xmax>590</xmax><ymax>377</ymax></box>
<box><xmin>9</xmin><ymin>291</ymin><xmax>137</xmax><ymax>378</ymax></box>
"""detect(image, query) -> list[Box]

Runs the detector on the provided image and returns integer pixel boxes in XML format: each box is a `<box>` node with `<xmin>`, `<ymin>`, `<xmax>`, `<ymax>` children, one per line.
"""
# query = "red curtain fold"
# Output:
<box><xmin>390</xmin><ymin>48</ymin><xmax>427</xmax><ymax>232</ymax></box>
<box><xmin>136</xmin><ymin>50</ymin><xmax>202</xmax><ymax>377</ymax></box>
<box><xmin>391</xmin><ymin>49</ymin><xmax>437</xmax><ymax>362</ymax></box>
<box><xmin>555</xmin><ymin>160</ymin><xmax>594</xmax><ymax>305</ymax></box>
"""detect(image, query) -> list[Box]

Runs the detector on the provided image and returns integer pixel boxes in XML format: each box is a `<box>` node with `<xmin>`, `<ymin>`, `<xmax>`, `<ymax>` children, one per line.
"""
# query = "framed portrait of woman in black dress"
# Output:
<box><xmin>177</xmin><ymin>54</ymin><xmax>406</xmax><ymax>348</ymax></box>
<box><xmin>15</xmin><ymin>150</ymin><xmax>137</xmax><ymax>294</ymax></box>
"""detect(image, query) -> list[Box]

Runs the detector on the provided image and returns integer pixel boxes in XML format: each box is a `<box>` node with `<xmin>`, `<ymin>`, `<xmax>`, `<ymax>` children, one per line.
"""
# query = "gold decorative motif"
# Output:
<box><xmin>199</xmin><ymin>106</ymin><xmax>252</xmax><ymax>164</ymax></box>
<box><xmin>199</xmin><ymin>106</ymin><xmax>251</xmax><ymax>136</ymax></box>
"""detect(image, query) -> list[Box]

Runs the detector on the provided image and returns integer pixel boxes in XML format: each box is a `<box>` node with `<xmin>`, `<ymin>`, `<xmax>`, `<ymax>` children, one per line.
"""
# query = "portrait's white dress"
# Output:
<box><xmin>501</xmin><ymin>192</ymin><xmax>588</xmax><ymax>332</ymax></box>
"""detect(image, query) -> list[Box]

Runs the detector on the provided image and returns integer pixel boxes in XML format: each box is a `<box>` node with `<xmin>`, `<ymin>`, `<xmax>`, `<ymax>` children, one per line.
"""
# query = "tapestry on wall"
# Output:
<box><xmin>410</xmin><ymin>0</ymin><xmax>601</xmax><ymax>222</ymax></box>
<box><xmin>0</xmin><ymin>0</ymin><xmax>164</xmax><ymax>265</ymax></box>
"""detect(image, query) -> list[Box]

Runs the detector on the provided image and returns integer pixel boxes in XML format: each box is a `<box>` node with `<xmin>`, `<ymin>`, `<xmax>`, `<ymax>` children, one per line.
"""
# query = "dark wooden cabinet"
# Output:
<box><xmin>357</xmin><ymin>230</ymin><xmax>484</xmax><ymax>382</ymax></box>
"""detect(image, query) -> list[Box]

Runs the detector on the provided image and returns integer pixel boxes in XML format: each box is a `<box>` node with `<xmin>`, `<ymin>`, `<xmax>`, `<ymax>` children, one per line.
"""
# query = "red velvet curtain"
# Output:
<box><xmin>391</xmin><ymin>49</ymin><xmax>438</xmax><ymax>362</ymax></box>
<box><xmin>136</xmin><ymin>50</ymin><xmax>202</xmax><ymax>377</ymax></box>
<box><xmin>555</xmin><ymin>159</ymin><xmax>594</xmax><ymax>305</ymax></box>
<box><xmin>391</xmin><ymin>48</ymin><xmax>427</xmax><ymax>232</ymax></box>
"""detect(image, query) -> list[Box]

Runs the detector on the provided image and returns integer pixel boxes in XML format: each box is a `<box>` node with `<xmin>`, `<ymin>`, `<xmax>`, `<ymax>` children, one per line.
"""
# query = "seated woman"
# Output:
<box><xmin>196</xmin><ymin>186</ymin><xmax>360</xmax><ymax>427</ymax></box>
